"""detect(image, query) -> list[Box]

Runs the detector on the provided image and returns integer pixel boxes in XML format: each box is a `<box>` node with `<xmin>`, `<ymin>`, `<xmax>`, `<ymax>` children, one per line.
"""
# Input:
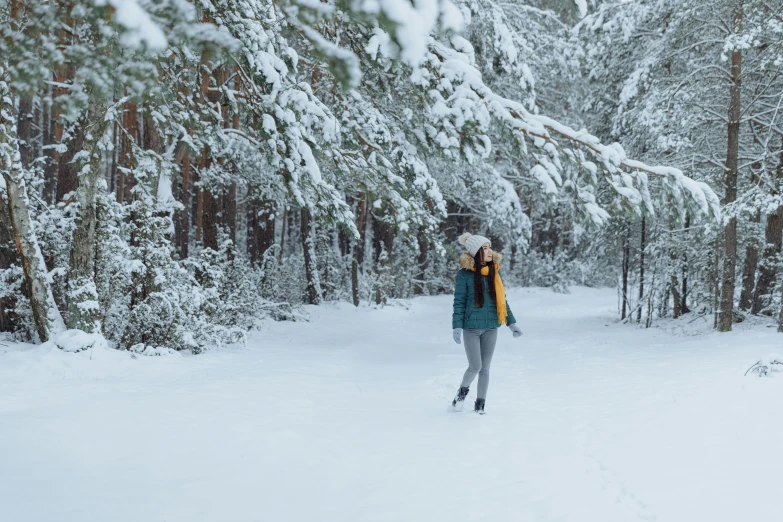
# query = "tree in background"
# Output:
<box><xmin>0</xmin><ymin>0</ymin><xmax>727</xmax><ymax>353</ymax></box>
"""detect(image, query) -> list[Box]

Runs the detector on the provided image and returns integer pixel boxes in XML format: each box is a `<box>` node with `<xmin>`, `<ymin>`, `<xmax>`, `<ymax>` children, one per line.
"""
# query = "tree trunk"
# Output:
<box><xmin>108</xmin><ymin>120</ymin><xmax>117</xmax><ymax>194</ymax></box>
<box><xmin>351</xmin><ymin>255</ymin><xmax>360</xmax><ymax>306</ymax></box>
<box><xmin>117</xmin><ymin>102</ymin><xmax>139</xmax><ymax>204</ymax></box>
<box><xmin>671</xmin><ymin>274</ymin><xmax>681</xmax><ymax>319</ymax></box>
<box><xmin>17</xmin><ymin>96</ymin><xmax>32</xmax><ymax>168</ymax></box>
<box><xmin>55</xmin><ymin>117</ymin><xmax>84</xmax><ymax>202</ymax></box>
<box><xmin>224</xmin><ymin>75</ymin><xmax>240</xmax><ymax>243</ymax></box>
<box><xmin>278</xmin><ymin>206</ymin><xmax>287</xmax><ymax>260</ymax></box>
<box><xmin>778</xmin><ymin>284</ymin><xmax>783</xmax><ymax>333</ymax></box>
<box><xmin>246</xmin><ymin>196</ymin><xmax>258</xmax><ymax>264</ymax></box>
<box><xmin>351</xmin><ymin>196</ymin><xmax>366</xmax><ymax>307</ymax></box>
<box><xmin>372</xmin><ymin>214</ymin><xmax>394</xmax><ymax>305</ymax></box>
<box><xmin>0</xmin><ymin>191</ymin><xmax>19</xmax><ymax>333</ymax></box>
<box><xmin>637</xmin><ymin>216</ymin><xmax>646</xmax><ymax>323</ymax></box>
<box><xmin>681</xmin><ymin>215</ymin><xmax>690</xmax><ymax>314</ymax></box>
<box><xmin>669</xmin><ymin>223</ymin><xmax>681</xmax><ymax>318</ymax></box>
<box><xmin>301</xmin><ymin>207</ymin><xmax>322</xmax><ymax>304</ymax></box>
<box><xmin>738</xmin><ymin>214</ymin><xmax>759</xmax><ymax>312</ymax></box>
<box><xmin>752</xmin><ymin>141</ymin><xmax>783</xmax><ymax>315</ymax></box>
<box><xmin>621</xmin><ymin>234</ymin><xmax>629</xmax><ymax>320</ymax></box>
<box><xmin>0</xmin><ymin>71</ymin><xmax>65</xmax><ymax>341</ymax></box>
<box><xmin>195</xmin><ymin>148</ymin><xmax>208</xmax><ymax>247</ymax></box>
<box><xmin>202</xmin><ymin>187</ymin><xmax>219</xmax><ymax>251</ymax></box>
<box><xmin>752</xmin><ymin>207</ymin><xmax>783</xmax><ymax>315</ymax></box>
<box><xmin>718</xmin><ymin>13</ymin><xmax>742</xmax><ymax>332</ymax></box>
<box><xmin>681</xmin><ymin>255</ymin><xmax>689</xmax><ymax>314</ymax></box>
<box><xmin>713</xmin><ymin>241</ymin><xmax>720</xmax><ymax>329</ymax></box>
<box><xmin>179</xmin><ymin>150</ymin><xmax>190</xmax><ymax>258</ymax></box>
<box><xmin>66</xmin><ymin>101</ymin><xmax>110</xmax><ymax>332</ymax></box>
<box><xmin>52</xmin><ymin>9</ymin><xmax>78</xmax><ymax>203</ymax></box>
<box><xmin>247</xmin><ymin>196</ymin><xmax>275</xmax><ymax>265</ymax></box>
<box><xmin>413</xmin><ymin>228</ymin><xmax>428</xmax><ymax>295</ymax></box>
<box><xmin>42</xmin><ymin>90</ymin><xmax>57</xmax><ymax>203</ymax></box>
<box><xmin>226</xmin><ymin>183</ymin><xmax>237</xmax><ymax>243</ymax></box>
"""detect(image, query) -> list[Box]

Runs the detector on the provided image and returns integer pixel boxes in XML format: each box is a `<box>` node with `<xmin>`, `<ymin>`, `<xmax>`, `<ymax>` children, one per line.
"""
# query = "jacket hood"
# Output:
<box><xmin>459</xmin><ymin>251</ymin><xmax>502</xmax><ymax>270</ymax></box>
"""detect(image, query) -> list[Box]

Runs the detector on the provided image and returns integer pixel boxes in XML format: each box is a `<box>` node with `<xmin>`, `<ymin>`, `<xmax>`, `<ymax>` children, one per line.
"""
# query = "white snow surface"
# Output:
<box><xmin>1</xmin><ymin>287</ymin><xmax>782</xmax><ymax>521</ymax></box>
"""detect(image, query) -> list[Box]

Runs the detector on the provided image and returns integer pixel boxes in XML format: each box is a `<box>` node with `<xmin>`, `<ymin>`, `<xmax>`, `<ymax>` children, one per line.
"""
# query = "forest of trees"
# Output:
<box><xmin>0</xmin><ymin>0</ymin><xmax>781</xmax><ymax>353</ymax></box>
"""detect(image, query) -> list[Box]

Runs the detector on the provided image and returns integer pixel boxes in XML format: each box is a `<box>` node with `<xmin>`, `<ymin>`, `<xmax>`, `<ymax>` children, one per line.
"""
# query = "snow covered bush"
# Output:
<box><xmin>745</xmin><ymin>355</ymin><xmax>783</xmax><ymax>377</ymax></box>
<box><xmin>52</xmin><ymin>329</ymin><xmax>108</xmax><ymax>353</ymax></box>
<box><xmin>0</xmin><ymin>265</ymin><xmax>34</xmax><ymax>340</ymax></box>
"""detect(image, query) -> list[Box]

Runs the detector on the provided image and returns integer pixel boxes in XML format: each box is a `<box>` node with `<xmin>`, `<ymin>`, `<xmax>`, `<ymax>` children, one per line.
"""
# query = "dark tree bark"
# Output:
<box><xmin>680</xmin><ymin>214</ymin><xmax>690</xmax><ymax>314</ymax></box>
<box><xmin>195</xmin><ymin>148</ymin><xmax>208</xmax><ymax>246</ymax></box>
<box><xmin>671</xmin><ymin>274</ymin><xmax>681</xmax><ymax>319</ymax></box>
<box><xmin>413</xmin><ymin>228</ymin><xmax>428</xmax><ymax>295</ymax></box>
<box><xmin>51</xmin><ymin>8</ymin><xmax>79</xmax><ymax>203</ymax></box>
<box><xmin>55</xmin><ymin>118</ymin><xmax>84</xmax><ymax>202</ymax></box>
<box><xmin>351</xmin><ymin>195</ymin><xmax>366</xmax><ymax>307</ymax></box>
<box><xmin>226</xmin><ymin>183</ymin><xmax>237</xmax><ymax>243</ymax></box>
<box><xmin>718</xmin><ymin>11</ymin><xmax>742</xmax><ymax>332</ymax></box>
<box><xmin>246</xmin><ymin>196</ymin><xmax>257</xmax><ymax>262</ymax></box>
<box><xmin>752</xmin><ymin>207</ymin><xmax>783</xmax><ymax>315</ymax></box>
<box><xmin>246</xmin><ymin>195</ymin><xmax>276</xmax><ymax>266</ymax></box>
<box><xmin>681</xmin><ymin>256</ymin><xmax>689</xmax><ymax>314</ymax></box>
<box><xmin>753</xmin><ymin>142</ymin><xmax>783</xmax><ymax>316</ymax></box>
<box><xmin>738</xmin><ymin>213</ymin><xmax>760</xmax><ymax>312</ymax></box>
<box><xmin>372</xmin><ymin>213</ymin><xmax>394</xmax><ymax>305</ymax></box>
<box><xmin>0</xmin><ymin>194</ymin><xmax>20</xmax><ymax>333</ymax></box>
<box><xmin>301</xmin><ymin>207</ymin><xmax>322</xmax><ymax>304</ymax></box>
<box><xmin>202</xmin><ymin>187</ymin><xmax>219</xmax><ymax>251</ymax></box>
<box><xmin>257</xmin><ymin>204</ymin><xmax>276</xmax><ymax>256</ymax></box>
<box><xmin>42</xmin><ymin>93</ymin><xmax>57</xmax><ymax>204</ymax></box>
<box><xmin>16</xmin><ymin>97</ymin><xmax>32</xmax><ymax>168</ymax></box>
<box><xmin>278</xmin><ymin>206</ymin><xmax>288</xmax><ymax>260</ymax></box>
<box><xmin>778</xmin><ymin>287</ymin><xmax>783</xmax><ymax>333</ymax></box>
<box><xmin>713</xmin><ymin>241</ymin><xmax>720</xmax><ymax>329</ymax></box>
<box><xmin>117</xmin><ymin>102</ymin><xmax>139</xmax><ymax>204</ymax></box>
<box><xmin>637</xmin><ymin>216</ymin><xmax>646</xmax><ymax>323</ymax></box>
<box><xmin>621</xmin><ymin>234</ymin><xmax>630</xmax><ymax>320</ymax></box>
<box><xmin>179</xmin><ymin>151</ymin><xmax>190</xmax><ymax>258</ymax></box>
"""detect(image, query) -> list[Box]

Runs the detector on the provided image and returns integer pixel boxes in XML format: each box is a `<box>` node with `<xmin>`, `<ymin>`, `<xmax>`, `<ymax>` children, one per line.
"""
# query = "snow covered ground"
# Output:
<box><xmin>2</xmin><ymin>287</ymin><xmax>782</xmax><ymax>522</ymax></box>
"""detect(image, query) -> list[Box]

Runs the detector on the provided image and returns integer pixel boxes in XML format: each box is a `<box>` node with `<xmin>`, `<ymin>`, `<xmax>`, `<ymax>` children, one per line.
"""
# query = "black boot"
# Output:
<box><xmin>451</xmin><ymin>386</ymin><xmax>469</xmax><ymax>410</ymax></box>
<box><xmin>474</xmin><ymin>398</ymin><xmax>486</xmax><ymax>415</ymax></box>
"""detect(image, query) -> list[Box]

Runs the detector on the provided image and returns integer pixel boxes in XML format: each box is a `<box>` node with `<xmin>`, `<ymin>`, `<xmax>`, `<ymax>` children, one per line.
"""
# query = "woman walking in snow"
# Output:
<box><xmin>451</xmin><ymin>233</ymin><xmax>522</xmax><ymax>414</ymax></box>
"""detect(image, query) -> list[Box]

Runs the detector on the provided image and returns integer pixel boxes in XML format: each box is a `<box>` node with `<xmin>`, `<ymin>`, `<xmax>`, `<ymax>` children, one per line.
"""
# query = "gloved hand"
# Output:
<box><xmin>452</xmin><ymin>328</ymin><xmax>462</xmax><ymax>344</ymax></box>
<box><xmin>509</xmin><ymin>323</ymin><xmax>523</xmax><ymax>338</ymax></box>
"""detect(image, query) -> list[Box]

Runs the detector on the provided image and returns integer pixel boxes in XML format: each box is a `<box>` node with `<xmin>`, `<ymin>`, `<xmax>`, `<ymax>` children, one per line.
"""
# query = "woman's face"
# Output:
<box><xmin>481</xmin><ymin>243</ymin><xmax>493</xmax><ymax>264</ymax></box>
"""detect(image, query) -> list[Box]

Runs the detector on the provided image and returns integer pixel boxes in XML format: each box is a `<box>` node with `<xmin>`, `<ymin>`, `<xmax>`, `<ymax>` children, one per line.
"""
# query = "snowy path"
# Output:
<box><xmin>2</xmin><ymin>287</ymin><xmax>782</xmax><ymax>522</ymax></box>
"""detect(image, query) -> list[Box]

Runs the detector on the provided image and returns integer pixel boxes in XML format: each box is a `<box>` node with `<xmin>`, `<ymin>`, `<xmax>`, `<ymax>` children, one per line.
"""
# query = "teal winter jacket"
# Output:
<box><xmin>452</xmin><ymin>252</ymin><xmax>516</xmax><ymax>330</ymax></box>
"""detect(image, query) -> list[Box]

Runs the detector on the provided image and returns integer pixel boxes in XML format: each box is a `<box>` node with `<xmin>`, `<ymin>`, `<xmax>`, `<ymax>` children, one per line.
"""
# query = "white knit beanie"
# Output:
<box><xmin>458</xmin><ymin>233</ymin><xmax>491</xmax><ymax>257</ymax></box>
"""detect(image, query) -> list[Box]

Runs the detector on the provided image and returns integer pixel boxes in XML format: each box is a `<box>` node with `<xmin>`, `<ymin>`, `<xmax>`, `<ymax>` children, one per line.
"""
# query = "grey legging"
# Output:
<box><xmin>460</xmin><ymin>328</ymin><xmax>498</xmax><ymax>399</ymax></box>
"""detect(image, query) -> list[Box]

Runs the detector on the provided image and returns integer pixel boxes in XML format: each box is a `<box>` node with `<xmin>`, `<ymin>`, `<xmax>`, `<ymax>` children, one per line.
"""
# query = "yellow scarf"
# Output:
<box><xmin>470</xmin><ymin>263</ymin><xmax>508</xmax><ymax>325</ymax></box>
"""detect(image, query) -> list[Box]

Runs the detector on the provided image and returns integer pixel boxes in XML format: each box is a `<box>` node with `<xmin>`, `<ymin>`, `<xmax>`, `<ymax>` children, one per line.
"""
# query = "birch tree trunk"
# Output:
<box><xmin>718</xmin><ymin>6</ymin><xmax>743</xmax><ymax>332</ymax></box>
<box><xmin>66</xmin><ymin>100</ymin><xmax>109</xmax><ymax>332</ymax></box>
<box><xmin>0</xmin><ymin>67</ymin><xmax>65</xmax><ymax>341</ymax></box>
